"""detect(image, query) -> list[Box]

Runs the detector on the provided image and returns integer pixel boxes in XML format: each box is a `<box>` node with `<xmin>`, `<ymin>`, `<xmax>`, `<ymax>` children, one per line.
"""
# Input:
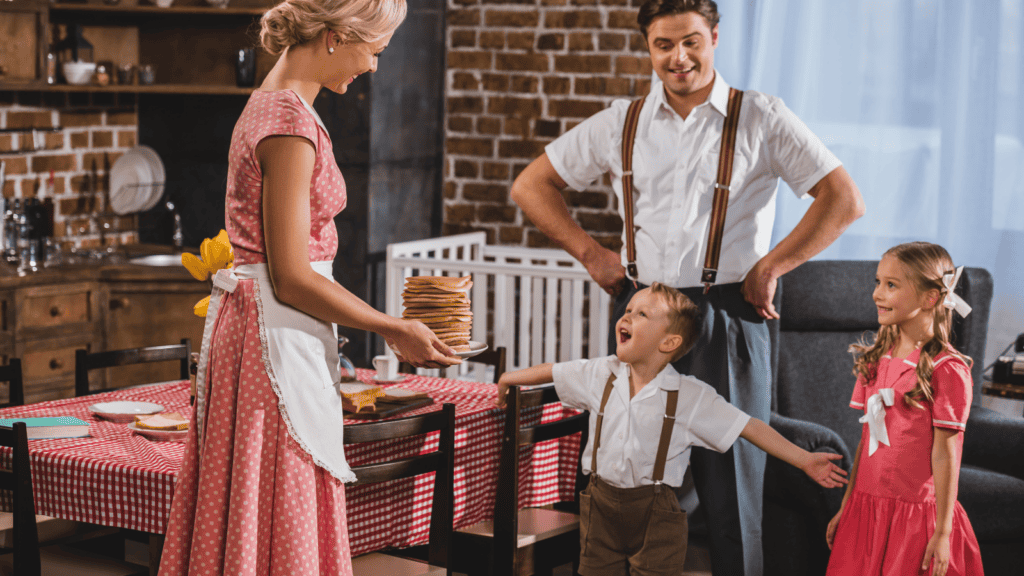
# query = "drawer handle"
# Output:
<box><xmin>109</xmin><ymin>297</ymin><xmax>131</xmax><ymax>311</ymax></box>
<box><xmin>49</xmin><ymin>358</ymin><xmax>63</xmax><ymax>370</ymax></box>
<box><xmin>49</xmin><ymin>306</ymin><xmax>63</xmax><ymax>317</ymax></box>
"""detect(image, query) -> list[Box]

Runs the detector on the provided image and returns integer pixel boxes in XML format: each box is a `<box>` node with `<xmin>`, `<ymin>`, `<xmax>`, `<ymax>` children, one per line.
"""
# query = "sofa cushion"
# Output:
<box><xmin>779</xmin><ymin>261</ymin><xmax>879</xmax><ymax>332</ymax></box>
<box><xmin>958</xmin><ymin>465</ymin><xmax>1024</xmax><ymax>541</ymax></box>
<box><xmin>777</xmin><ymin>331</ymin><xmax>864</xmax><ymax>451</ymax></box>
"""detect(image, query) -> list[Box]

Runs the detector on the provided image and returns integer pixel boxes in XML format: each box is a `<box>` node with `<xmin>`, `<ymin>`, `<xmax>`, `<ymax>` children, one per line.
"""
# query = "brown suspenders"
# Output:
<box><xmin>620</xmin><ymin>88</ymin><xmax>744</xmax><ymax>292</ymax></box>
<box><xmin>591</xmin><ymin>372</ymin><xmax>679</xmax><ymax>489</ymax></box>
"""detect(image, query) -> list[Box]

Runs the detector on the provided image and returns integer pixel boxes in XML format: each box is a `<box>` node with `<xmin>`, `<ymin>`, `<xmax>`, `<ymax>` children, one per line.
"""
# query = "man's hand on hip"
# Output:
<box><xmin>583</xmin><ymin>246</ymin><xmax>627</xmax><ymax>296</ymax></box>
<box><xmin>741</xmin><ymin>259</ymin><xmax>780</xmax><ymax>319</ymax></box>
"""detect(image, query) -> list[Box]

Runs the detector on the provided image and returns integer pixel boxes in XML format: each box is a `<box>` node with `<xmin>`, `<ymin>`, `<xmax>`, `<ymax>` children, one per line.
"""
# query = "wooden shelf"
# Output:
<box><xmin>49</xmin><ymin>4</ymin><xmax>267</xmax><ymax>16</ymax></box>
<box><xmin>0</xmin><ymin>82</ymin><xmax>255</xmax><ymax>94</ymax></box>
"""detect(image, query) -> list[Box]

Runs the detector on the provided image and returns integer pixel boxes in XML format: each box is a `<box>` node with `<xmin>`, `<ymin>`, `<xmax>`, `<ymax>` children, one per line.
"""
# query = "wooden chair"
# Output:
<box><xmin>0</xmin><ymin>359</ymin><xmax>24</xmax><ymax>408</ymax></box>
<box><xmin>400</xmin><ymin>346</ymin><xmax>507</xmax><ymax>384</ymax></box>
<box><xmin>454</xmin><ymin>384</ymin><xmax>589</xmax><ymax>576</ymax></box>
<box><xmin>75</xmin><ymin>338</ymin><xmax>191</xmax><ymax>397</ymax></box>
<box><xmin>0</xmin><ymin>423</ymin><xmax>146</xmax><ymax>576</ymax></box>
<box><xmin>346</xmin><ymin>403</ymin><xmax>456</xmax><ymax>575</ymax></box>
<box><xmin>0</xmin><ymin>358</ymin><xmax>80</xmax><ymax>570</ymax></box>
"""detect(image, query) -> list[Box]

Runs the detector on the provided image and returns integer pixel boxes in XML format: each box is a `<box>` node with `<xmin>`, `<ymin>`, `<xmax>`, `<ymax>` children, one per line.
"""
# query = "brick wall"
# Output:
<box><xmin>443</xmin><ymin>0</ymin><xmax>651</xmax><ymax>251</ymax></box>
<box><xmin>0</xmin><ymin>92</ymin><xmax>140</xmax><ymax>252</ymax></box>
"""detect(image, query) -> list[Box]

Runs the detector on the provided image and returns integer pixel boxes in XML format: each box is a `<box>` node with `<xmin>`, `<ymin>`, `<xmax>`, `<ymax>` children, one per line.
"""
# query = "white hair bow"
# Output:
<box><xmin>942</xmin><ymin>266</ymin><xmax>972</xmax><ymax>318</ymax></box>
<box><xmin>859</xmin><ymin>388</ymin><xmax>895</xmax><ymax>456</ymax></box>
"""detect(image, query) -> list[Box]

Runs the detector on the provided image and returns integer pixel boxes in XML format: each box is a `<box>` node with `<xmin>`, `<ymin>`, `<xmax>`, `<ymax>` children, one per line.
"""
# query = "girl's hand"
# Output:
<box><xmin>921</xmin><ymin>531</ymin><xmax>951</xmax><ymax>576</ymax></box>
<box><xmin>825</xmin><ymin>510</ymin><xmax>842</xmax><ymax>549</ymax></box>
<box><xmin>801</xmin><ymin>452</ymin><xmax>848</xmax><ymax>489</ymax></box>
<box><xmin>387</xmin><ymin>319</ymin><xmax>462</xmax><ymax>368</ymax></box>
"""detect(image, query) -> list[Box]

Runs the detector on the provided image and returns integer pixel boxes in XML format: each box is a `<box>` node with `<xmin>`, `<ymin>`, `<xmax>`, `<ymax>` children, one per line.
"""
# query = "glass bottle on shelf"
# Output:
<box><xmin>337</xmin><ymin>335</ymin><xmax>358</xmax><ymax>382</ymax></box>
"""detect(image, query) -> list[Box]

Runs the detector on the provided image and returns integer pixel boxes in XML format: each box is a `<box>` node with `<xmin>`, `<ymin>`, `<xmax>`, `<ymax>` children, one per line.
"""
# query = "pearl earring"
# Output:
<box><xmin>328</xmin><ymin>47</ymin><xmax>334</xmax><ymax>54</ymax></box>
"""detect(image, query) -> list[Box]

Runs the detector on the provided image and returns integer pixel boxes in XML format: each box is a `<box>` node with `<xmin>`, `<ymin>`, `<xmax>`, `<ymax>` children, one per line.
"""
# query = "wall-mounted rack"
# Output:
<box><xmin>0</xmin><ymin>126</ymin><xmax>63</xmax><ymax>133</ymax></box>
<box><xmin>0</xmin><ymin>126</ymin><xmax>64</xmax><ymax>155</ymax></box>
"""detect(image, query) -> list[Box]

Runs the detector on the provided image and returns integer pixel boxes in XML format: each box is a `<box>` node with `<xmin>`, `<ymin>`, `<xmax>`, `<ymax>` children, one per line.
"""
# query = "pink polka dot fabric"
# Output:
<box><xmin>158</xmin><ymin>90</ymin><xmax>352</xmax><ymax>576</ymax></box>
<box><xmin>225</xmin><ymin>89</ymin><xmax>347</xmax><ymax>266</ymax></box>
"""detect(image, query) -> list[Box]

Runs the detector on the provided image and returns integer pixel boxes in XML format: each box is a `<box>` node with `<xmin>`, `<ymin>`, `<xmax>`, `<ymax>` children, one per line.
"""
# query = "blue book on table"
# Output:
<box><xmin>0</xmin><ymin>416</ymin><xmax>91</xmax><ymax>439</ymax></box>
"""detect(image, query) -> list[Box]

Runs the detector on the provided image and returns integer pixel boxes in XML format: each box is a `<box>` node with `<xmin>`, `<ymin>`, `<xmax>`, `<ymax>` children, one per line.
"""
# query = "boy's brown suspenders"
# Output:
<box><xmin>591</xmin><ymin>373</ymin><xmax>679</xmax><ymax>490</ymax></box>
<box><xmin>620</xmin><ymin>88</ymin><xmax>745</xmax><ymax>292</ymax></box>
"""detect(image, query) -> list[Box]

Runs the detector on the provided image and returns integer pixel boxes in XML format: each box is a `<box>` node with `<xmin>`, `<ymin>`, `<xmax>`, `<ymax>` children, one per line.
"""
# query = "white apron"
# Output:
<box><xmin>194</xmin><ymin>261</ymin><xmax>357</xmax><ymax>484</ymax></box>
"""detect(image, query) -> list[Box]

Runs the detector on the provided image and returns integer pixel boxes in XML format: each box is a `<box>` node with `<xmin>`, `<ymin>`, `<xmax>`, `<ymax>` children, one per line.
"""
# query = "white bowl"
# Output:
<box><xmin>63</xmin><ymin>61</ymin><xmax>97</xmax><ymax>85</ymax></box>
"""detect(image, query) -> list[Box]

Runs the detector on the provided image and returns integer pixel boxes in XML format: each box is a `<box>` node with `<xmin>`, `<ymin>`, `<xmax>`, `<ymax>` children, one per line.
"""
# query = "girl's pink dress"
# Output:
<box><xmin>158</xmin><ymin>90</ymin><xmax>353</xmax><ymax>576</ymax></box>
<box><xmin>826</xmin><ymin>348</ymin><xmax>984</xmax><ymax>575</ymax></box>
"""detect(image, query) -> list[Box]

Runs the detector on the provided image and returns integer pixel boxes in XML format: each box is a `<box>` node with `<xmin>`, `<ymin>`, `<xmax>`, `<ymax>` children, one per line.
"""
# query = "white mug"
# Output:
<box><xmin>373</xmin><ymin>354</ymin><xmax>398</xmax><ymax>380</ymax></box>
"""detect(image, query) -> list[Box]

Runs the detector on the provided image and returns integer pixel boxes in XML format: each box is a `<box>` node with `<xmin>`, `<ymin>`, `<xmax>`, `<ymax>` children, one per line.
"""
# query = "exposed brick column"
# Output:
<box><xmin>444</xmin><ymin>0</ymin><xmax>652</xmax><ymax>252</ymax></box>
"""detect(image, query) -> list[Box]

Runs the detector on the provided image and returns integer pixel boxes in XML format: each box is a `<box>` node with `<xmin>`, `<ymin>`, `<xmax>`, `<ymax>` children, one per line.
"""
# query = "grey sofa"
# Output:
<box><xmin>762</xmin><ymin>260</ymin><xmax>1024</xmax><ymax>576</ymax></box>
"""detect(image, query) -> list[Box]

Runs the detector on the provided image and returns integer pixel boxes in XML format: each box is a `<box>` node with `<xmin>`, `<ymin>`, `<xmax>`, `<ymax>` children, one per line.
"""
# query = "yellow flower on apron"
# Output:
<box><xmin>182</xmin><ymin>229</ymin><xmax>234</xmax><ymax>317</ymax></box>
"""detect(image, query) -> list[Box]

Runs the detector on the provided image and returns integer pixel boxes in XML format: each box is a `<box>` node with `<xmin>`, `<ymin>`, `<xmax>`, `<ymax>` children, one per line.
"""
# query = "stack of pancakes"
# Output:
<box><xmin>402</xmin><ymin>275</ymin><xmax>473</xmax><ymax>352</ymax></box>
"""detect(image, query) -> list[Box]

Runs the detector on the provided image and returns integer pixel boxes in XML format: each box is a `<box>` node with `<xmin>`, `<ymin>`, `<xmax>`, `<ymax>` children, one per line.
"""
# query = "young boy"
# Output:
<box><xmin>496</xmin><ymin>283</ymin><xmax>847</xmax><ymax>575</ymax></box>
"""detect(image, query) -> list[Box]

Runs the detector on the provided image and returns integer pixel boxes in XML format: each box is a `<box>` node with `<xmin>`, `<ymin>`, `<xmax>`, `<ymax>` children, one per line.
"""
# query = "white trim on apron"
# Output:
<box><xmin>194</xmin><ymin>261</ymin><xmax>356</xmax><ymax>484</ymax></box>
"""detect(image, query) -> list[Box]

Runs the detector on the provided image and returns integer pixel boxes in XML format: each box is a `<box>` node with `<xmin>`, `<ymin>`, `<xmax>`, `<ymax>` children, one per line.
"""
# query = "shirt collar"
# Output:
<box><xmin>649</xmin><ymin>69</ymin><xmax>732</xmax><ymax>121</ymax></box>
<box><xmin>617</xmin><ymin>362</ymin><xmax>682</xmax><ymax>395</ymax></box>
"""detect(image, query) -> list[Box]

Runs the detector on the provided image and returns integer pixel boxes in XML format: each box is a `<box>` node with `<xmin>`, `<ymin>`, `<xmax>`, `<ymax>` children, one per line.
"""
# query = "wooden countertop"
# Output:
<box><xmin>0</xmin><ymin>247</ymin><xmax>201</xmax><ymax>288</ymax></box>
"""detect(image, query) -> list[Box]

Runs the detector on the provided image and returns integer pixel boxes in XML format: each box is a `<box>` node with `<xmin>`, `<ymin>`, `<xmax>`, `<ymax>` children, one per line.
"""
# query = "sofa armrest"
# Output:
<box><xmin>764</xmin><ymin>413</ymin><xmax>852</xmax><ymax>525</ymax></box>
<box><xmin>769</xmin><ymin>412</ymin><xmax>853</xmax><ymax>465</ymax></box>
<box><xmin>962</xmin><ymin>406</ymin><xmax>1024</xmax><ymax>482</ymax></box>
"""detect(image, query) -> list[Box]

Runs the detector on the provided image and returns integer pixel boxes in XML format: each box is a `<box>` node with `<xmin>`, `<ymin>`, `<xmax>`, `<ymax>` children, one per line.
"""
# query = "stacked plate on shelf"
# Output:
<box><xmin>109</xmin><ymin>145</ymin><xmax>166</xmax><ymax>215</ymax></box>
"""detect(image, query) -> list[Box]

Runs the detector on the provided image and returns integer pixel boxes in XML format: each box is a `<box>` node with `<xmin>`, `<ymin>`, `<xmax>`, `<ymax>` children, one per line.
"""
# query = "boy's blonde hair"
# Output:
<box><xmin>849</xmin><ymin>242</ymin><xmax>972</xmax><ymax>408</ymax></box>
<box><xmin>649</xmin><ymin>283</ymin><xmax>701</xmax><ymax>362</ymax></box>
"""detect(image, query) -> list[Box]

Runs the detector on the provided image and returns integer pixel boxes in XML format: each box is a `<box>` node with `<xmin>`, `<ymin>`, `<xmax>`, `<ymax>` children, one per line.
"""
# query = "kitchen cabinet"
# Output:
<box><xmin>14</xmin><ymin>281</ymin><xmax>103</xmax><ymax>404</ymax></box>
<box><xmin>0</xmin><ymin>0</ymin><xmax>276</xmax><ymax>94</ymax></box>
<box><xmin>0</xmin><ymin>261</ymin><xmax>207</xmax><ymax>404</ymax></box>
<box><xmin>99</xmin><ymin>273</ymin><xmax>206</xmax><ymax>393</ymax></box>
<box><xmin>0</xmin><ymin>0</ymin><xmax>48</xmax><ymax>88</ymax></box>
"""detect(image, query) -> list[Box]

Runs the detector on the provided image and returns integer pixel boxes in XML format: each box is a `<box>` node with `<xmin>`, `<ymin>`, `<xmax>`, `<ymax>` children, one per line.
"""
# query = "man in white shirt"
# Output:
<box><xmin>509</xmin><ymin>0</ymin><xmax>865</xmax><ymax>573</ymax></box>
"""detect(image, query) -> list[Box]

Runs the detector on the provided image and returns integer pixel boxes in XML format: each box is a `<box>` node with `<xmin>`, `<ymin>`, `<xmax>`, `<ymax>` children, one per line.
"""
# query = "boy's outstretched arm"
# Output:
<box><xmin>740</xmin><ymin>418</ymin><xmax>849</xmax><ymax>489</ymax></box>
<box><xmin>496</xmin><ymin>364</ymin><xmax>555</xmax><ymax>408</ymax></box>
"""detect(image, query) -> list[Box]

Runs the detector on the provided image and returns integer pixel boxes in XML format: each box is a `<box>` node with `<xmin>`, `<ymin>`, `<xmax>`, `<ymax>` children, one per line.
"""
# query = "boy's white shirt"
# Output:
<box><xmin>552</xmin><ymin>355</ymin><xmax>751</xmax><ymax>489</ymax></box>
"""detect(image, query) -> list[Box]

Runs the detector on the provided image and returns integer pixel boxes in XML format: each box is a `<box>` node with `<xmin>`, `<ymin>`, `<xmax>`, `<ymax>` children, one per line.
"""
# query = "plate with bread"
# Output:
<box><xmin>338</xmin><ymin>382</ymin><xmax>433</xmax><ymax>420</ymax></box>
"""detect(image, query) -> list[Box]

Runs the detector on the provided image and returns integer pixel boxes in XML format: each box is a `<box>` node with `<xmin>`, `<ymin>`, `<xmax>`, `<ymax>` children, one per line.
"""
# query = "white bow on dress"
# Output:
<box><xmin>859</xmin><ymin>388</ymin><xmax>896</xmax><ymax>456</ymax></box>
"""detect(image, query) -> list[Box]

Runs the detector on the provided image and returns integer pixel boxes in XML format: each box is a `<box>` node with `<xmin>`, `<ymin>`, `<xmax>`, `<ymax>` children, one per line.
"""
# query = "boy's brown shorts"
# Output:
<box><xmin>579</xmin><ymin>476</ymin><xmax>689</xmax><ymax>576</ymax></box>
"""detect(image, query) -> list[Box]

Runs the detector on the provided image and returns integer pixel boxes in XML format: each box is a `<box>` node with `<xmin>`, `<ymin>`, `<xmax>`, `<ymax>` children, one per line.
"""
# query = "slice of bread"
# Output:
<box><xmin>381</xmin><ymin>387</ymin><xmax>430</xmax><ymax>402</ymax></box>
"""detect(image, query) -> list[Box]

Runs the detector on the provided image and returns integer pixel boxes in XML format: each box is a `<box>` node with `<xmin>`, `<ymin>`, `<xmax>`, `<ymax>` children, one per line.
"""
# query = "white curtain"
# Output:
<box><xmin>709</xmin><ymin>0</ymin><xmax>1024</xmax><ymax>365</ymax></box>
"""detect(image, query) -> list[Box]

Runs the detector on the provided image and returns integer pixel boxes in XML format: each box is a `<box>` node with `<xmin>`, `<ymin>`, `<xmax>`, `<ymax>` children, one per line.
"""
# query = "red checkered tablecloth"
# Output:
<box><xmin>0</xmin><ymin>370</ymin><xmax>581</xmax><ymax>556</ymax></box>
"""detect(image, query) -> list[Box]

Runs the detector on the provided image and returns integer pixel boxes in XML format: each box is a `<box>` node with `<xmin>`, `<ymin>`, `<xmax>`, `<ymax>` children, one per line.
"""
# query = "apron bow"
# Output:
<box><xmin>859</xmin><ymin>388</ymin><xmax>895</xmax><ymax>456</ymax></box>
<box><xmin>212</xmin><ymin>268</ymin><xmax>239</xmax><ymax>293</ymax></box>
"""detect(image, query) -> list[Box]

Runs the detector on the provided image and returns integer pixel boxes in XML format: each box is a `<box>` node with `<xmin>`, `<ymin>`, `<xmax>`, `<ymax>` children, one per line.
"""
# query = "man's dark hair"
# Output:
<box><xmin>637</xmin><ymin>0</ymin><xmax>721</xmax><ymax>38</ymax></box>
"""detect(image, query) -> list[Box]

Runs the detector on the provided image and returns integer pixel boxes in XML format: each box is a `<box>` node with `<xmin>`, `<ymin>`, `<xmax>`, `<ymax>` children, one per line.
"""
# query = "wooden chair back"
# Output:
<box><xmin>0</xmin><ymin>422</ymin><xmax>42</xmax><ymax>576</ymax></box>
<box><xmin>493</xmin><ymin>385</ymin><xmax>589</xmax><ymax>576</ymax></box>
<box><xmin>344</xmin><ymin>403</ymin><xmax>456</xmax><ymax>573</ymax></box>
<box><xmin>75</xmin><ymin>338</ymin><xmax>192</xmax><ymax>397</ymax></box>
<box><xmin>0</xmin><ymin>359</ymin><xmax>25</xmax><ymax>408</ymax></box>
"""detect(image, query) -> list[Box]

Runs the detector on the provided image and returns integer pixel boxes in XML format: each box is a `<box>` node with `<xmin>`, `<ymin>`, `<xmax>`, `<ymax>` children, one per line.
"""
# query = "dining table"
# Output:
<box><xmin>0</xmin><ymin>369</ymin><xmax>582</xmax><ymax>560</ymax></box>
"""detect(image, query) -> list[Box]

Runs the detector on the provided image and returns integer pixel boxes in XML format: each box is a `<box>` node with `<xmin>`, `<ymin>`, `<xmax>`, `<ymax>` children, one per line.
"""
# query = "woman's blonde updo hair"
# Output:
<box><xmin>260</xmin><ymin>0</ymin><xmax>407</xmax><ymax>56</ymax></box>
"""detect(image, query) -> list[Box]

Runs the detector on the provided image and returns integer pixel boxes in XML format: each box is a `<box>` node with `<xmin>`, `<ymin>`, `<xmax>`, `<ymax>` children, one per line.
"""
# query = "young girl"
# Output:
<box><xmin>825</xmin><ymin>242</ymin><xmax>984</xmax><ymax>576</ymax></box>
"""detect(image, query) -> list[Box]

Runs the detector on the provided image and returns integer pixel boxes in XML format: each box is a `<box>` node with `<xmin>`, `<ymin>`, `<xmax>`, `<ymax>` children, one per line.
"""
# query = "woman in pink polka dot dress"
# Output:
<box><xmin>157</xmin><ymin>1</ymin><xmax>460</xmax><ymax>575</ymax></box>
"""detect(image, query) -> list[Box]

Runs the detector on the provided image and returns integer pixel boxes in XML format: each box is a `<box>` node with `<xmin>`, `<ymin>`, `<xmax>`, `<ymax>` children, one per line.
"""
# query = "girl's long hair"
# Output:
<box><xmin>849</xmin><ymin>242</ymin><xmax>972</xmax><ymax>408</ymax></box>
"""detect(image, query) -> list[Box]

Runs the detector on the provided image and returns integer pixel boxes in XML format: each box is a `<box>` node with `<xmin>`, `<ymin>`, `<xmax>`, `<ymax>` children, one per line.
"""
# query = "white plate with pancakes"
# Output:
<box><xmin>455</xmin><ymin>341</ymin><xmax>488</xmax><ymax>359</ymax></box>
